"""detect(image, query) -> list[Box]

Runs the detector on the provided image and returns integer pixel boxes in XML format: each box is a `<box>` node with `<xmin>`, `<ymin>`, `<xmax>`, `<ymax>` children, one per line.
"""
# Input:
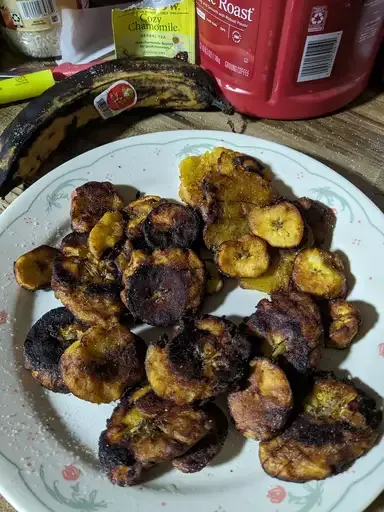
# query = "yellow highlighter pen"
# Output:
<box><xmin>0</xmin><ymin>69</ymin><xmax>55</xmax><ymax>105</ymax></box>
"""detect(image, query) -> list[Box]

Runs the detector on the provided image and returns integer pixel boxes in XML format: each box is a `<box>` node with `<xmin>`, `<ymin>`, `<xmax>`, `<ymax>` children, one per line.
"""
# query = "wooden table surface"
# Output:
<box><xmin>1</xmin><ymin>40</ymin><xmax>384</xmax><ymax>512</ymax></box>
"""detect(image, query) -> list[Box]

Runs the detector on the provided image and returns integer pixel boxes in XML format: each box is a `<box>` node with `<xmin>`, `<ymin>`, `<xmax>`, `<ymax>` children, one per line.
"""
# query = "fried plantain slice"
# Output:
<box><xmin>14</xmin><ymin>245</ymin><xmax>60</xmax><ymax>291</ymax></box>
<box><xmin>204</xmin><ymin>260</ymin><xmax>224</xmax><ymax>295</ymax></box>
<box><xmin>240</xmin><ymin>249</ymin><xmax>296</xmax><ymax>293</ymax></box>
<box><xmin>88</xmin><ymin>211</ymin><xmax>125</xmax><ymax>260</ymax></box>
<box><xmin>203</xmin><ymin>201</ymin><xmax>251</xmax><ymax>251</ymax></box>
<box><xmin>52</xmin><ymin>254</ymin><xmax>124</xmax><ymax>326</ymax></box>
<box><xmin>293</xmin><ymin>197</ymin><xmax>336</xmax><ymax>248</ymax></box>
<box><xmin>202</xmin><ymin>168</ymin><xmax>273</xmax><ymax>212</ymax></box>
<box><xmin>60</xmin><ymin>324</ymin><xmax>146</xmax><ymax>404</ymax></box>
<box><xmin>99</xmin><ymin>384</ymin><xmax>214</xmax><ymax>485</ymax></box>
<box><xmin>179</xmin><ymin>147</ymin><xmax>272</xmax><ymax>213</ymax></box>
<box><xmin>172</xmin><ymin>403</ymin><xmax>228</xmax><ymax>473</ymax></box>
<box><xmin>122</xmin><ymin>248</ymin><xmax>205</xmax><ymax>326</ymax></box>
<box><xmin>143</xmin><ymin>201</ymin><xmax>201</xmax><ymax>249</ymax></box>
<box><xmin>178</xmin><ymin>147</ymin><xmax>229</xmax><ymax>207</ymax></box>
<box><xmin>123</xmin><ymin>195</ymin><xmax>162</xmax><ymax>242</ymax></box>
<box><xmin>146</xmin><ymin>315</ymin><xmax>251</xmax><ymax>404</ymax></box>
<box><xmin>248</xmin><ymin>202</ymin><xmax>304</xmax><ymax>248</ymax></box>
<box><xmin>259</xmin><ymin>372</ymin><xmax>382</xmax><ymax>482</ymax></box>
<box><xmin>217</xmin><ymin>150</ymin><xmax>265</xmax><ymax>177</ymax></box>
<box><xmin>115</xmin><ymin>240</ymin><xmax>133</xmax><ymax>275</ymax></box>
<box><xmin>216</xmin><ymin>234</ymin><xmax>270</xmax><ymax>278</ymax></box>
<box><xmin>71</xmin><ymin>181</ymin><xmax>124</xmax><ymax>233</ymax></box>
<box><xmin>60</xmin><ymin>232</ymin><xmax>90</xmax><ymax>258</ymax></box>
<box><xmin>24</xmin><ymin>307</ymin><xmax>87</xmax><ymax>393</ymax></box>
<box><xmin>247</xmin><ymin>292</ymin><xmax>323</xmax><ymax>374</ymax></box>
<box><xmin>228</xmin><ymin>358</ymin><xmax>293</xmax><ymax>441</ymax></box>
<box><xmin>326</xmin><ymin>300</ymin><xmax>361</xmax><ymax>349</ymax></box>
<box><xmin>292</xmin><ymin>248</ymin><xmax>347</xmax><ymax>299</ymax></box>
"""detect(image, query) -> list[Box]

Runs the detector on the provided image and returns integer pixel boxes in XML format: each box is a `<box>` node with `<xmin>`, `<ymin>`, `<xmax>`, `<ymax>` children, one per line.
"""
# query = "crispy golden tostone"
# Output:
<box><xmin>228</xmin><ymin>358</ymin><xmax>293</xmax><ymax>441</ymax></box>
<box><xmin>146</xmin><ymin>315</ymin><xmax>251</xmax><ymax>404</ymax></box>
<box><xmin>60</xmin><ymin>324</ymin><xmax>146</xmax><ymax>404</ymax></box>
<box><xmin>259</xmin><ymin>372</ymin><xmax>382</xmax><ymax>482</ymax></box>
<box><xmin>98</xmin><ymin>384</ymin><xmax>224</xmax><ymax>485</ymax></box>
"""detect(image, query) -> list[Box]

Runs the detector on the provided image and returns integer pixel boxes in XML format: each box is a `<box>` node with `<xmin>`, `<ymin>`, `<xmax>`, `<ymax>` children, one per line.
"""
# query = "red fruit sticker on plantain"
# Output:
<box><xmin>94</xmin><ymin>80</ymin><xmax>137</xmax><ymax>120</ymax></box>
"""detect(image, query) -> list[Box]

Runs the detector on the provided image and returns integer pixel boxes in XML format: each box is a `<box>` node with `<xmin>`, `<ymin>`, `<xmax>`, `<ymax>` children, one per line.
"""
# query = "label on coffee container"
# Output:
<box><xmin>196</xmin><ymin>0</ymin><xmax>261</xmax><ymax>81</ymax></box>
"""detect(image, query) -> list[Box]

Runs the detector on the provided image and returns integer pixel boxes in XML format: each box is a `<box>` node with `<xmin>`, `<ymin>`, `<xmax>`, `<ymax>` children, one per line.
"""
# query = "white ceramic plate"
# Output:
<box><xmin>0</xmin><ymin>130</ymin><xmax>383</xmax><ymax>512</ymax></box>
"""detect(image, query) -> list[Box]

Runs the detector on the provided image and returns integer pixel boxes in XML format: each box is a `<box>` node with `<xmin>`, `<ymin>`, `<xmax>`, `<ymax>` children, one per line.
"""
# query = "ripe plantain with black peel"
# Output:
<box><xmin>24</xmin><ymin>307</ymin><xmax>87</xmax><ymax>393</ymax></box>
<box><xmin>0</xmin><ymin>58</ymin><xmax>228</xmax><ymax>197</ymax></box>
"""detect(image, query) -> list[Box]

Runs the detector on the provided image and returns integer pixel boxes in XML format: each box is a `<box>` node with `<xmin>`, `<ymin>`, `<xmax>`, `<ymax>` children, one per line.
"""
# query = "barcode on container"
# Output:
<box><xmin>94</xmin><ymin>97</ymin><xmax>114</xmax><ymax>119</ymax></box>
<box><xmin>17</xmin><ymin>0</ymin><xmax>57</xmax><ymax>19</ymax></box>
<box><xmin>297</xmin><ymin>31</ymin><xmax>342</xmax><ymax>82</ymax></box>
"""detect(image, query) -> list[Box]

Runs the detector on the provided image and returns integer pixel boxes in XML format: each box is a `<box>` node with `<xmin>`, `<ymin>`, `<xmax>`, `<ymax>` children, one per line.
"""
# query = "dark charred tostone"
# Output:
<box><xmin>145</xmin><ymin>315</ymin><xmax>252</xmax><ymax>404</ymax></box>
<box><xmin>99</xmin><ymin>431</ymin><xmax>144</xmax><ymax>487</ymax></box>
<box><xmin>168</xmin><ymin>316</ymin><xmax>251</xmax><ymax>395</ymax></box>
<box><xmin>71</xmin><ymin>181</ymin><xmax>124</xmax><ymax>233</ymax></box>
<box><xmin>233</xmin><ymin>154</ymin><xmax>265</xmax><ymax>175</ymax></box>
<box><xmin>24</xmin><ymin>307</ymin><xmax>85</xmax><ymax>393</ymax></box>
<box><xmin>172</xmin><ymin>403</ymin><xmax>228</xmax><ymax>473</ymax></box>
<box><xmin>247</xmin><ymin>291</ymin><xmax>324</xmax><ymax>375</ymax></box>
<box><xmin>293</xmin><ymin>197</ymin><xmax>336</xmax><ymax>248</ymax></box>
<box><xmin>143</xmin><ymin>202</ymin><xmax>201</xmax><ymax>250</ymax></box>
<box><xmin>124</xmin><ymin>266</ymin><xmax>191</xmax><ymax>326</ymax></box>
<box><xmin>60</xmin><ymin>232</ymin><xmax>89</xmax><ymax>257</ymax></box>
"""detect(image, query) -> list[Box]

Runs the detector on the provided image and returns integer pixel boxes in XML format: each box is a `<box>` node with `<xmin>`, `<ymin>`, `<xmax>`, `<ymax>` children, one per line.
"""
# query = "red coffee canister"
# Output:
<box><xmin>196</xmin><ymin>0</ymin><xmax>384</xmax><ymax>119</ymax></box>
